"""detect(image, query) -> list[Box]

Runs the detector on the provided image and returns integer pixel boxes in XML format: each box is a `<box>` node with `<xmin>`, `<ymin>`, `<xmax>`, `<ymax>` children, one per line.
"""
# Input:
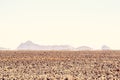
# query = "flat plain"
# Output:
<box><xmin>0</xmin><ymin>50</ymin><xmax>120</xmax><ymax>80</ymax></box>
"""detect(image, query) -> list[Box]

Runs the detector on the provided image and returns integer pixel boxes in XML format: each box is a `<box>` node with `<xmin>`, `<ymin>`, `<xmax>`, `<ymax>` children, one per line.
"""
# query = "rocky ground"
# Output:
<box><xmin>0</xmin><ymin>50</ymin><xmax>120</xmax><ymax>80</ymax></box>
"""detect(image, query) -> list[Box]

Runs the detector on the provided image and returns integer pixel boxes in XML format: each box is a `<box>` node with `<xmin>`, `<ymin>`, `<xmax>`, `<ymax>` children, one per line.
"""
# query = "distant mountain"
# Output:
<box><xmin>17</xmin><ymin>41</ymin><xmax>74</xmax><ymax>50</ymax></box>
<box><xmin>102</xmin><ymin>45</ymin><xmax>111</xmax><ymax>50</ymax></box>
<box><xmin>17</xmin><ymin>41</ymin><xmax>40</xmax><ymax>50</ymax></box>
<box><xmin>0</xmin><ymin>47</ymin><xmax>8</xmax><ymax>50</ymax></box>
<box><xmin>76</xmin><ymin>46</ymin><xmax>92</xmax><ymax>51</ymax></box>
<box><xmin>18</xmin><ymin>41</ymin><xmax>114</xmax><ymax>51</ymax></box>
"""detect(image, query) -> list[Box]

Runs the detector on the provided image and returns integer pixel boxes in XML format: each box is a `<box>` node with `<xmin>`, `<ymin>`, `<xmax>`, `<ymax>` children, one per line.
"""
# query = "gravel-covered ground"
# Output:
<box><xmin>0</xmin><ymin>50</ymin><xmax>120</xmax><ymax>80</ymax></box>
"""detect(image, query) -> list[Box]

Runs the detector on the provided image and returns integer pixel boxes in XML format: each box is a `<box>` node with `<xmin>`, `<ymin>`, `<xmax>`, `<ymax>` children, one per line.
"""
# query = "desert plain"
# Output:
<box><xmin>0</xmin><ymin>50</ymin><xmax>120</xmax><ymax>80</ymax></box>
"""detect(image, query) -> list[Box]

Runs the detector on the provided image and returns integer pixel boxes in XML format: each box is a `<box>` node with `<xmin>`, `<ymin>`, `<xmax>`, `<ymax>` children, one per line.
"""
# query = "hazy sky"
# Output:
<box><xmin>0</xmin><ymin>0</ymin><xmax>120</xmax><ymax>49</ymax></box>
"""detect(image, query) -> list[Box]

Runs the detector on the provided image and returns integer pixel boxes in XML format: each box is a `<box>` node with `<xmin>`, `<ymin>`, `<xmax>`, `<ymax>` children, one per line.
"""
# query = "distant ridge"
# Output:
<box><xmin>17</xmin><ymin>40</ymin><xmax>40</xmax><ymax>50</ymax></box>
<box><xmin>0</xmin><ymin>47</ymin><xmax>9</xmax><ymax>50</ymax></box>
<box><xmin>17</xmin><ymin>41</ymin><xmax>74</xmax><ymax>50</ymax></box>
<box><xmin>102</xmin><ymin>45</ymin><xmax>111</xmax><ymax>50</ymax></box>
<box><xmin>16</xmin><ymin>41</ymin><xmax>112</xmax><ymax>50</ymax></box>
<box><xmin>76</xmin><ymin>46</ymin><xmax>93</xmax><ymax>51</ymax></box>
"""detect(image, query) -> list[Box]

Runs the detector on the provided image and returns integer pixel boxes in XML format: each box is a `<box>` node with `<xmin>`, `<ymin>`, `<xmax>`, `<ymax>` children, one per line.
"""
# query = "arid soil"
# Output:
<box><xmin>0</xmin><ymin>50</ymin><xmax>120</xmax><ymax>80</ymax></box>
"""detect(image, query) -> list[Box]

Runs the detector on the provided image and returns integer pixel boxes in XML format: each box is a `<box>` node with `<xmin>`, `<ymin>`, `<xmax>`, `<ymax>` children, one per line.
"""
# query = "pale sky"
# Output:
<box><xmin>0</xmin><ymin>0</ymin><xmax>120</xmax><ymax>49</ymax></box>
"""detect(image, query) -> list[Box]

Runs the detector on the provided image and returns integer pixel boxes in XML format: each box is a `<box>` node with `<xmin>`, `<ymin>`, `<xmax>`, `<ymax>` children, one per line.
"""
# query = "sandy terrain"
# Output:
<box><xmin>0</xmin><ymin>50</ymin><xmax>120</xmax><ymax>80</ymax></box>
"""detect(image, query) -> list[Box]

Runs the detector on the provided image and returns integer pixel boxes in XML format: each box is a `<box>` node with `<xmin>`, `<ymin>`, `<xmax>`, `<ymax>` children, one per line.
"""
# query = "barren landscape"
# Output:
<box><xmin>0</xmin><ymin>50</ymin><xmax>120</xmax><ymax>80</ymax></box>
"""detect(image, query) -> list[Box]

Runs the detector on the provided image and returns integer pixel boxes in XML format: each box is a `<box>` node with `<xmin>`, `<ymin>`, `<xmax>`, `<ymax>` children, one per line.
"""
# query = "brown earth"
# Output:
<box><xmin>0</xmin><ymin>50</ymin><xmax>120</xmax><ymax>80</ymax></box>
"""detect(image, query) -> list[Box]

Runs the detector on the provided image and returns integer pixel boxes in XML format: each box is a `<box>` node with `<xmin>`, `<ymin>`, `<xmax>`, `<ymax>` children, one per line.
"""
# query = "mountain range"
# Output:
<box><xmin>0</xmin><ymin>41</ymin><xmax>111</xmax><ymax>50</ymax></box>
<box><xmin>16</xmin><ymin>41</ymin><xmax>111</xmax><ymax>50</ymax></box>
<box><xmin>0</xmin><ymin>47</ymin><xmax>9</xmax><ymax>50</ymax></box>
<box><xmin>17</xmin><ymin>41</ymin><xmax>74</xmax><ymax>50</ymax></box>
